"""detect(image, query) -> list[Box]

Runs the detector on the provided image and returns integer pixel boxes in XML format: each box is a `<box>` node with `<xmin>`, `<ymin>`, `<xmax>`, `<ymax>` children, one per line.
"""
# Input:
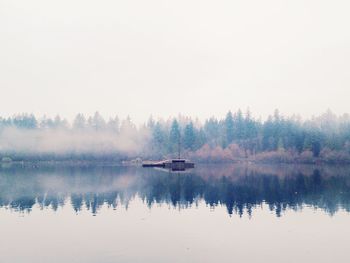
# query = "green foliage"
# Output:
<box><xmin>183</xmin><ymin>122</ymin><xmax>196</xmax><ymax>150</ymax></box>
<box><xmin>303</xmin><ymin>131</ymin><xmax>323</xmax><ymax>157</ymax></box>
<box><xmin>169</xmin><ymin>120</ymin><xmax>181</xmax><ymax>154</ymax></box>
<box><xmin>1</xmin><ymin>110</ymin><xmax>350</xmax><ymax>163</ymax></box>
<box><xmin>224</xmin><ymin>111</ymin><xmax>234</xmax><ymax>146</ymax></box>
<box><xmin>152</xmin><ymin>122</ymin><xmax>166</xmax><ymax>155</ymax></box>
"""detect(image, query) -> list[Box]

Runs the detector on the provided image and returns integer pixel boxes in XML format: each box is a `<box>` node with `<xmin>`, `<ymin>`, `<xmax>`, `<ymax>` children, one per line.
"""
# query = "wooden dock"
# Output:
<box><xmin>142</xmin><ymin>159</ymin><xmax>195</xmax><ymax>171</ymax></box>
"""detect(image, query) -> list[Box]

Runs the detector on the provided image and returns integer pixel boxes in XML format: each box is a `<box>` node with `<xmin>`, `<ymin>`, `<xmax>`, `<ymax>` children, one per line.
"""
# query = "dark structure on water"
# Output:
<box><xmin>142</xmin><ymin>159</ymin><xmax>195</xmax><ymax>171</ymax></box>
<box><xmin>143</xmin><ymin>133</ymin><xmax>195</xmax><ymax>171</ymax></box>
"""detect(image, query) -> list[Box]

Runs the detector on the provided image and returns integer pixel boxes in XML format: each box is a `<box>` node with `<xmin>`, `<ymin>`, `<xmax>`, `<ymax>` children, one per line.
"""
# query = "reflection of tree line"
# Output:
<box><xmin>0</xmin><ymin>165</ymin><xmax>350</xmax><ymax>217</ymax></box>
<box><xmin>141</xmin><ymin>169</ymin><xmax>350</xmax><ymax>216</ymax></box>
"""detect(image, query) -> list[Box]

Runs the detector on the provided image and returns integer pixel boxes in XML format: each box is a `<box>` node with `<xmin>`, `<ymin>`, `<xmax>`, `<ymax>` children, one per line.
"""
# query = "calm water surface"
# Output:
<box><xmin>1</xmin><ymin>164</ymin><xmax>350</xmax><ymax>263</ymax></box>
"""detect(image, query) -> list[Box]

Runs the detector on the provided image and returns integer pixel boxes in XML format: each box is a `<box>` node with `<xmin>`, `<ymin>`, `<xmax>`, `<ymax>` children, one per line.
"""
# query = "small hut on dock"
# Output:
<box><xmin>142</xmin><ymin>159</ymin><xmax>195</xmax><ymax>171</ymax></box>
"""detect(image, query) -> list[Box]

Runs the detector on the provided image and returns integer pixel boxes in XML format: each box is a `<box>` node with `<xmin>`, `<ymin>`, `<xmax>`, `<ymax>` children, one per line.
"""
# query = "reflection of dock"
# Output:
<box><xmin>142</xmin><ymin>159</ymin><xmax>195</xmax><ymax>171</ymax></box>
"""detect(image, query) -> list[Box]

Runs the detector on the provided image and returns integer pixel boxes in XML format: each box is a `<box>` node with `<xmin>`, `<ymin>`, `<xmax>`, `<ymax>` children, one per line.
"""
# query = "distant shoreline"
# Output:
<box><xmin>1</xmin><ymin>157</ymin><xmax>350</xmax><ymax>168</ymax></box>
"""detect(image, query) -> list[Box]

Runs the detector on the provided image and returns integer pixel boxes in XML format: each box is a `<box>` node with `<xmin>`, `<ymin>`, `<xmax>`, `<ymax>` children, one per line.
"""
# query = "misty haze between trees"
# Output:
<box><xmin>1</xmin><ymin>109</ymin><xmax>350</xmax><ymax>164</ymax></box>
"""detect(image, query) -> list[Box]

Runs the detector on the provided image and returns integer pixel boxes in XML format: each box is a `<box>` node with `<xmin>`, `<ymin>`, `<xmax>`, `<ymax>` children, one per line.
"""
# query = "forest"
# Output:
<box><xmin>1</xmin><ymin>109</ymin><xmax>350</xmax><ymax>164</ymax></box>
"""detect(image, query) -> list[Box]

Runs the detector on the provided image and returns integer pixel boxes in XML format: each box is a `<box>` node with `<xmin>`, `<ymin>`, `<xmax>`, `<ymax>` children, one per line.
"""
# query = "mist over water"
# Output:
<box><xmin>0</xmin><ymin>126</ymin><xmax>149</xmax><ymax>156</ymax></box>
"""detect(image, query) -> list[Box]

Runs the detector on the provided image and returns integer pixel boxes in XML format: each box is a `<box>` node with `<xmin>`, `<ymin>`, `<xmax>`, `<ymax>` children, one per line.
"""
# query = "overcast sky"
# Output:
<box><xmin>0</xmin><ymin>0</ymin><xmax>349</xmax><ymax>123</ymax></box>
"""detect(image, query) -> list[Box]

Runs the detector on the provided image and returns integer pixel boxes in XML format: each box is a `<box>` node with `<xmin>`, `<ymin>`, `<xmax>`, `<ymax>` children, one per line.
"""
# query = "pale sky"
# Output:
<box><xmin>1</xmin><ymin>0</ymin><xmax>349</xmax><ymax>123</ymax></box>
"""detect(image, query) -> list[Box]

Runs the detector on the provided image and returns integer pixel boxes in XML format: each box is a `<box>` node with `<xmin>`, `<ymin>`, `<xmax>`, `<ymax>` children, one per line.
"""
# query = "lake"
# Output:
<box><xmin>0</xmin><ymin>163</ymin><xmax>350</xmax><ymax>263</ymax></box>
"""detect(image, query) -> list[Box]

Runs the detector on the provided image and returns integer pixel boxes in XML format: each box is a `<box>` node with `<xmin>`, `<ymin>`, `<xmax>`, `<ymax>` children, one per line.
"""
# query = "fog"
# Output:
<box><xmin>1</xmin><ymin>0</ymin><xmax>350</xmax><ymax>123</ymax></box>
<box><xmin>0</xmin><ymin>114</ymin><xmax>151</xmax><ymax>158</ymax></box>
<box><xmin>0</xmin><ymin>127</ymin><xmax>149</xmax><ymax>156</ymax></box>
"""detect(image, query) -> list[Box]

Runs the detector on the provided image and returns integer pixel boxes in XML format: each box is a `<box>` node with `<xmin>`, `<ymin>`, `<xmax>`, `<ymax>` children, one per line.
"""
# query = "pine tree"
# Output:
<box><xmin>224</xmin><ymin>111</ymin><xmax>234</xmax><ymax>147</ymax></box>
<box><xmin>184</xmin><ymin>122</ymin><xmax>196</xmax><ymax>150</ymax></box>
<box><xmin>73</xmin><ymin>114</ymin><xmax>87</xmax><ymax>130</ymax></box>
<box><xmin>152</xmin><ymin>122</ymin><xmax>166</xmax><ymax>153</ymax></box>
<box><xmin>169</xmin><ymin>120</ymin><xmax>181</xmax><ymax>155</ymax></box>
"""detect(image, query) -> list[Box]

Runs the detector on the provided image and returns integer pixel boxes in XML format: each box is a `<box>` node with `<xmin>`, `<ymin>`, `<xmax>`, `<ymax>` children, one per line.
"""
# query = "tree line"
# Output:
<box><xmin>1</xmin><ymin>110</ymin><xmax>350</xmax><ymax>163</ymax></box>
<box><xmin>148</xmin><ymin>109</ymin><xmax>350</xmax><ymax>163</ymax></box>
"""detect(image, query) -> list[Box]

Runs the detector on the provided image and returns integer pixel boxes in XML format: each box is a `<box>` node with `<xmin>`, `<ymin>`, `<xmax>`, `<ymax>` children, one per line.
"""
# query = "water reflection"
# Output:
<box><xmin>1</xmin><ymin>164</ymin><xmax>350</xmax><ymax>217</ymax></box>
